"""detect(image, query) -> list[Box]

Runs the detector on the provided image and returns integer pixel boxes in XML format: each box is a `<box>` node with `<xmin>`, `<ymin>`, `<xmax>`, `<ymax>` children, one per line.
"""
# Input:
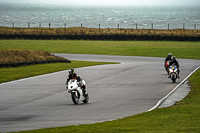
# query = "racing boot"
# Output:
<box><xmin>81</xmin><ymin>85</ymin><xmax>88</xmax><ymax>97</ymax></box>
<box><xmin>177</xmin><ymin>70</ymin><xmax>180</xmax><ymax>78</ymax></box>
<box><xmin>82</xmin><ymin>89</ymin><xmax>87</xmax><ymax>97</ymax></box>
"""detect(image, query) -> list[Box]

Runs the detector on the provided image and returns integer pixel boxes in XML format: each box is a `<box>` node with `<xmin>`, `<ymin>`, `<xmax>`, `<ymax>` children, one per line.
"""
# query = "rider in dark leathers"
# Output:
<box><xmin>66</xmin><ymin>68</ymin><xmax>87</xmax><ymax>96</ymax></box>
<box><xmin>164</xmin><ymin>53</ymin><xmax>172</xmax><ymax>67</ymax></box>
<box><xmin>169</xmin><ymin>56</ymin><xmax>180</xmax><ymax>78</ymax></box>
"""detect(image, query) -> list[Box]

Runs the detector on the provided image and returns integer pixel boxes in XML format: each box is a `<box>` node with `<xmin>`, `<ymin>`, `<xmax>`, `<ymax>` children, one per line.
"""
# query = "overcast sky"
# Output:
<box><xmin>1</xmin><ymin>0</ymin><xmax>200</xmax><ymax>6</ymax></box>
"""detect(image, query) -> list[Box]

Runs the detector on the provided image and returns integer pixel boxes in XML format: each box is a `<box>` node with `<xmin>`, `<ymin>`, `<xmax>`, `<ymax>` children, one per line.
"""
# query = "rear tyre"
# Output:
<box><xmin>165</xmin><ymin>68</ymin><xmax>169</xmax><ymax>75</ymax></box>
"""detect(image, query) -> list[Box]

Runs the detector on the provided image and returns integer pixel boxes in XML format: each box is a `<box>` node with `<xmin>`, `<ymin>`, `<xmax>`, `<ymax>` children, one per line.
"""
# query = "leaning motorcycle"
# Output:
<box><xmin>66</xmin><ymin>79</ymin><xmax>89</xmax><ymax>104</ymax></box>
<box><xmin>168</xmin><ymin>64</ymin><xmax>178</xmax><ymax>83</ymax></box>
<box><xmin>165</xmin><ymin>60</ymin><xmax>171</xmax><ymax>74</ymax></box>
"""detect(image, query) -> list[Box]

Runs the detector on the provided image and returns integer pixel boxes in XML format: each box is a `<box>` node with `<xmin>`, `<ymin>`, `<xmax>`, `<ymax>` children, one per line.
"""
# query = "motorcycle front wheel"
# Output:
<box><xmin>71</xmin><ymin>91</ymin><xmax>79</xmax><ymax>104</ymax></box>
<box><xmin>172</xmin><ymin>74</ymin><xmax>176</xmax><ymax>83</ymax></box>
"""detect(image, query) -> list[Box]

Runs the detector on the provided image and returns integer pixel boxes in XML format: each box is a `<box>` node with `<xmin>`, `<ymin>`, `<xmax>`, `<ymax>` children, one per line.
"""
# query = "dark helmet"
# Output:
<box><xmin>171</xmin><ymin>56</ymin><xmax>176</xmax><ymax>61</ymax></box>
<box><xmin>168</xmin><ymin>53</ymin><xmax>172</xmax><ymax>58</ymax></box>
<box><xmin>69</xmin><ymin>68</ymin><xmax>75</xmax><ymax>75</ymax></box>
<box><xmin>168</xmin><ymin>53</ymin><xmax>172</xmax><ymax>57</ymax></box>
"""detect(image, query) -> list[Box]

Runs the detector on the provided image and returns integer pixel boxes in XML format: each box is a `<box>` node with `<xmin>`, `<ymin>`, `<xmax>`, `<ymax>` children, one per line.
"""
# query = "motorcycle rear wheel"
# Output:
<box><xmin>165</xmin><ymin>68</ymin><xmax>169</xmax><ymax>75</ymax></box>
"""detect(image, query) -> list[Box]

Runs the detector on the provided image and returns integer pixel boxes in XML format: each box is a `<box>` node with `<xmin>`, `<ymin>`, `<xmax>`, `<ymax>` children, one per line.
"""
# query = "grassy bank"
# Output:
<box><xmin>0</xmin><ymin>40</ymin><xmax>200</xmax><ymax>59</ymax></box>
<box><xmin>0</xmin><ymin>49</ymin><xmax>69</xmax><ymax>65</ymax></box>
<box><xmin>14</xmin><ymin>69</ymin><xmax>200</xmax><ymax>133</ymax></box>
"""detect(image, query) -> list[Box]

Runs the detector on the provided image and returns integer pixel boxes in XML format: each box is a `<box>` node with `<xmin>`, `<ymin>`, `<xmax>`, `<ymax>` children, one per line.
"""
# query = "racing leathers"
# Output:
<box><xmin>66</xmin><ymin>73</ymin><xmax>87</xmax><ymax>96</ymax></box>
<box><xmin>164</xmin><ymin>54</ymin><xmax>172</xmax><ymax>67</ymax></box>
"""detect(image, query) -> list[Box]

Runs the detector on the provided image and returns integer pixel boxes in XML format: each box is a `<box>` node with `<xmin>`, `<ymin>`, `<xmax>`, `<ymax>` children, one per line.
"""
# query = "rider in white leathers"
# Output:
<box><xmin>66</xmin><ymin>68</ymin><xmax>87</xmax><ymax>96</ymax></box>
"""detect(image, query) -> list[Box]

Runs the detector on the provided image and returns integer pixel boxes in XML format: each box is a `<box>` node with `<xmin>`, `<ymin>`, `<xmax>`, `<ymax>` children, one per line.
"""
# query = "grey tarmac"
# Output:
<box><xmin>0</xmin><ymin>54</ymin><xmax>199</xmax><ymax>132</ymax></box>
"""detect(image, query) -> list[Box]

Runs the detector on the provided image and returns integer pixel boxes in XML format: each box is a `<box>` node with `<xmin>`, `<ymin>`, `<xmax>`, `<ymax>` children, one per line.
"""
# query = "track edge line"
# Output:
<box><xmin>148</xmin><ymin>65</ymin><xmax>200</xmax><ymax>112</ymax></box>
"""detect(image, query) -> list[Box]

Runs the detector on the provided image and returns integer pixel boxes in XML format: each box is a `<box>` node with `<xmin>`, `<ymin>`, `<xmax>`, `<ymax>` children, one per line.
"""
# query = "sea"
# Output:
<box><xmin>0</xmin><ymin>3</ymin><xmax>200</xmax><ymax>29</ymax></box>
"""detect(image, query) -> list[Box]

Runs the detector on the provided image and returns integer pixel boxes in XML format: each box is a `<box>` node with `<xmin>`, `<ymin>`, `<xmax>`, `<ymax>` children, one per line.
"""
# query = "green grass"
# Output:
<box><xmin>12</xmin><ymin>69</ymin><xmax>200</xmax><ymax>133</ymax></box>
<box><xmin>0</xmin><ymin>61</ymin><xmax>117</xmax><ymax>84</ymax></box>
<box><xmin>0</xmin><ymin>40</ymin><xmax>200</xmax><ymax>59</ymax></box>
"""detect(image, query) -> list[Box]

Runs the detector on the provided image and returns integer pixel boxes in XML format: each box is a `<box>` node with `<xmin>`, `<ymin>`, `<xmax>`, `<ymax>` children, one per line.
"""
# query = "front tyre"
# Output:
<box><xmin>71</xmin><ymin>92</ymin><xmax>79</xmax><ymax>104</ymax></box>
<box><xmin>171</xmin><ymin>74</ymin><xmax>176</xmax><ymax>83</ymax></box>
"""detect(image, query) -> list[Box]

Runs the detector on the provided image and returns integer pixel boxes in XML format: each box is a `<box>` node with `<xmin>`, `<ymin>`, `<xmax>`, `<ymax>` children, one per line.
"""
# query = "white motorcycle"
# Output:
<box><xmin>66</xmin><ymin>79</ymin><xmax>89</xmax><ymax>104</ymax></box>
<box><xmin>168</xmin><ymin>64</ymin><xmax>178</xmax><ymax>83</ymax></box>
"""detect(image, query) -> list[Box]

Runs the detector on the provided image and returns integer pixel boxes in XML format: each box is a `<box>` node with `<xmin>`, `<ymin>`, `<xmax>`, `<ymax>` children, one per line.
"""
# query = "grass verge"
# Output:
<box><xmin>0</xmin><ymin>61</ymin><xmax>117</xmax><ymax>84</ymax></box>
<box><xmin>13</xmin><ymin>69</ymin><xmax>200</xmax><ymax>133</ymax></box>
<box><xmin>0</xmin><ymin>40</ymin><xmax>200</xmax><ymax>59</ymax></box>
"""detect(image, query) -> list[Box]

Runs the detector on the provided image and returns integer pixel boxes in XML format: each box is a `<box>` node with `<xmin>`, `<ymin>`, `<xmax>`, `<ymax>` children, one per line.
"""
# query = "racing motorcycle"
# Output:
<box><xmin>165</xmin><ymin>60</ymin><xmax>171</xmax><ymax>74</ymax></box>
<box><xmin>66</xmin><ymin>79</ymin><xmax>89</xmax><ymax>104</ymax></box>
<box><xmin>168</xmin><ymin>64</ymin><xmax>178</xmax><ymax>83</ymax></box>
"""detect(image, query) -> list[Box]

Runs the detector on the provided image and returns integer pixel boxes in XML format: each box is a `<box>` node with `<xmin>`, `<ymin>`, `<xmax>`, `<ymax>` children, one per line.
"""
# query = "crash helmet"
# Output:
<box><xmin>168</xmin><ymin>53</ymin><xmax>172</xmax><ymax>58</ymax></box>
<box><xmin>69</xmin><ymin>68</ymin><xmax>75</xmax><ymax>75</ymax></box>
<box><xmin>171</xmin><ymin>56</ymin><xmax>176</xmax><ymax>61</ymax></box>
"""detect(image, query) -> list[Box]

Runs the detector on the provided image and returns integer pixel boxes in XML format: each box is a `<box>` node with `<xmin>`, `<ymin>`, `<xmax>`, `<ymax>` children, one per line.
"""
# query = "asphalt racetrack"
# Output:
<box><xmin>0</xmin><ymin>54</ymin><xmax>199</xmax><ymax>132</ymax></box>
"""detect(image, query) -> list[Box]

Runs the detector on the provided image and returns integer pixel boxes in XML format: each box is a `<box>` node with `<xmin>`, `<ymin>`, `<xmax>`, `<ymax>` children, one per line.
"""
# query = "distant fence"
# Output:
<box><xmin>0</xmin><ymin>34</ymin><xmax>199</xmax><ymax>41</ymax></box>
<box><xmin>1</xmin><ymin>22</ymin><xmax>199</xmax><ymax>41</ymax></box>
<box><xmin>10</xmin><ymin>22</ymin><xmax>199</xmax><ymax>30</ymax></box>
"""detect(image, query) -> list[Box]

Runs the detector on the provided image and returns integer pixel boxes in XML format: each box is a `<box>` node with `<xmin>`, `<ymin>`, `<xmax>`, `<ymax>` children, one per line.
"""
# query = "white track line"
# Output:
<box><xmin>148</xmin><ymin>66</ymin><xmax>200</xmax><ymax>111</ymax></box>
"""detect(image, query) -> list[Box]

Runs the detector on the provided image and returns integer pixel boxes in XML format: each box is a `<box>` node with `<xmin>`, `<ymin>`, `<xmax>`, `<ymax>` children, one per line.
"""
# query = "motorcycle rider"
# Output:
<box><xmin>66</xmin><ymin>68</ymin><xmax>87</xmax><ymax>96</ymax></box>
<box><xmin>164</xmin><ymin>53</ymin><xmax>172</xmax><ymax>67</ymax></box>
<box><xmin>168</xmin><ymin>56</ymin><xmax>180</xmax><ymax>78</ymax></box>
